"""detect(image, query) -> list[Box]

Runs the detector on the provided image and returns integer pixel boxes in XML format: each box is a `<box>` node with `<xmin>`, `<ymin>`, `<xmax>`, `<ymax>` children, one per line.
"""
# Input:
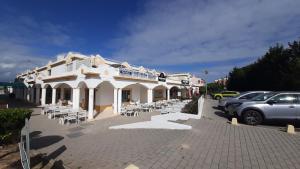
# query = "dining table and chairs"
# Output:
<box><xmin>42</xmin><ymin>104</ymin><xmax>88</xmax><ymax>125</ymax></box>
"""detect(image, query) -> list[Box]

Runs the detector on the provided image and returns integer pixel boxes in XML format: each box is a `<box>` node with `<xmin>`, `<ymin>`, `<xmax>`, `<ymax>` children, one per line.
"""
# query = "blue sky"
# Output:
<box><xmin>1</xmin><ymin>0</ymin><xmax>300</xmax><ymax>82</ymax></box>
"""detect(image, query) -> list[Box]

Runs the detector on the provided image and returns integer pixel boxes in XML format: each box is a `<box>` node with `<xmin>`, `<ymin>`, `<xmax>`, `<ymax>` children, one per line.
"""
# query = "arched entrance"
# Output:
<box><xmin>122</xmin><ymin>83</ymin><xmax>148</xmax><ymax>104</ymax></box>
<box><xmin>94</xmin><ymin>81</ymin><xmax>115</xmax><ymax>116</ymax></box>
<box><xmin>153</xmin><ymin>85</ymin><xmax>167</xmax><ymax>101</ymax></box>
<box><xmin>78</xmin><ymin>82</ymin><xmax>89</xmax><ymax>110</ymax></box>
<box><xmin>45</xmin><ymin>84</ymin><xmax>52</xmax><ymax>104</ymax></box>
<box><xmin>170</xmin><ymin>86</ymin><xmax>179</xmax><ymax>99</ymax></box>
<box><xmin>54</xmin><ymin>83</ymin><xmax>72</xmax><ymax>105</ymax></box>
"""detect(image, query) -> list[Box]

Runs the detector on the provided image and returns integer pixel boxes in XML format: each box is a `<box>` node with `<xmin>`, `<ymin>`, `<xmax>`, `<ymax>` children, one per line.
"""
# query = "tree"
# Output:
<box><xmin>227</xmin><ymin>39</ymin><xmax>300</xmax><ymax>91</ymax></box>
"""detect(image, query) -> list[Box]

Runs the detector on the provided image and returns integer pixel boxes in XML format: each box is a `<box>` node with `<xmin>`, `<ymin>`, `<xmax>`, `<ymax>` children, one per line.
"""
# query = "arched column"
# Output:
<box><xmin>167</xmin><ymin>89</ymin><xmax>170</xmax><ymax>100</ymax></box>
<box><xmin>41</xmin><ymin>88</ymin><xmax>46</xmax><ymax>106</ymax></box>
<box><xmin>113</xmin><ymin>88</ymin><xmax>118</xmax><ymax>114</ymax></box>
<box><xmin>72</xmin><ymin>88</ymin><xmax>80</xmax><ymax>109</ymax></box>
<box><xmin>26</xmin><ymin>88</ymin><xmax>30</xmax><ymax>101</ymax></box>
<box><xmin>52</xmin><ymin>88</ymin><xmax>56</xmax><ymax>105</ymax></box>
<box><xmin>117</xmin><ymin>88</ymin><xmax>122</xmax><ymax>113</ymax></box>
<box><xmin>147</xmin><ymin>89</ymin><xmax>153</xmax><ymax>103</ymax></box>
<box><xmin>88</xmin><ymin>88</ymin><xmax>94</xmax><ymax>120</ymax></box>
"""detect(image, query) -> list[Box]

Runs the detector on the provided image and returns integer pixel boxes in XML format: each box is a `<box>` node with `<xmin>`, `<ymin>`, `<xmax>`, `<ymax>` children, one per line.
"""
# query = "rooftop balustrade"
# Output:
<box><xmin>76</xmin><ymin>59</ymin><xmax>92</xmax><ymax>70</ymax></box>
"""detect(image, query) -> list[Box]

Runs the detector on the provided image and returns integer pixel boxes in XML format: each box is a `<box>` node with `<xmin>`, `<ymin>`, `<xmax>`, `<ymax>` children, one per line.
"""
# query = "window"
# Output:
<box><xmin>122</xmin><ymin>90</ymin><xmax>131</xmax><ymax>102</ymax></box>
<box><xmin>269</xmin><ymin>94</ymin><xmax>297</xmax><ymax>104</ymax></box>
<box><xmin>296</xmin><ymin>94</ymin><xmax>300</xmax><ymax>104</ymax></box>
<box><xmin>251</xmin><ymin>92</ymin><xmax>277</xmax><ymax>101</ymax></box>
<box><xmin>48</xmin><ymin>69</ymin><xmax>51</xmax><ymax>76</ymax></box>
<box><xmin>66</xmin><ymin>63</ymin><xmax>73</xmax><ymax>72</ymax></box>
<box><xmin>240</xmin><ymin>93</ymin><xmax>261</xmax><ymax>100</ymax></box>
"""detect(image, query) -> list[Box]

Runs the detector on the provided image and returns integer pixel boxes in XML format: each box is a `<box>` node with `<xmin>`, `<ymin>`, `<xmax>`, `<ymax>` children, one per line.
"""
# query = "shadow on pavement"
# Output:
<box><xmin>30</xmin><ymin>131</ymin><xmax>42</xmax><ymax>138</ymax></box>
<box><xmin>212</xmin><ymin>106</ymin><xmax>222</xmax><ymax>111</ymax></box>
<box><xmin>8</xmin><ymin>145</ymin><xmax>67</xmax><ymax>169</ymax></box>
<box><xmin>33</xmin><ymin>145</ymin><xmax>67</xmax><ymax>169</ymax></box>
<box><xmin>30</xmin><ymin>130</ymin><xmax>64</xmax><ymax>150</ymax></box>
<box><xmin>214</xmin><ymin>111</ymin><xmax>231</xmax><ymax>120</ymax></box>
<box><xmin>31</xmin><ymin>135</ymin><xmax>64</xmax><ymax>150</ymax></box>
<box><xmin>260</xmin><ymin>119</ymin><xmax>300</xmax><ymax>128</ymax></box>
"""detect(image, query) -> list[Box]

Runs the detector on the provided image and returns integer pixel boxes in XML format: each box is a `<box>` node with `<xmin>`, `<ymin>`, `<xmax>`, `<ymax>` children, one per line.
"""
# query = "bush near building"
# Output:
<box><xmin>0</xmin><ymin>108</ymin><xmax>32</xmax><ymax>145</ymax></box>
<box><xmin>181</xmin><ymin>95</ymin><xmax>200</xmax><ymax>114</ymax></box>
<box><xmin>227</xmin><ymin>39</ymin><xmax>300</xmax><ymax>91</ymax></box>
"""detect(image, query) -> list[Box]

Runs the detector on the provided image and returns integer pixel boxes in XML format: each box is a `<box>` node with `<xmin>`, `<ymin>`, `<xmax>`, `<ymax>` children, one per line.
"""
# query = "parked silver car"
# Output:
<box><xmin>218</xmin><ymin>91</ymin><xmax>270</xmax><ymax>111</ymax></box>
<box><xmin>229</xmin><ymin>92</ymin><xmax>300</xmax><ymax>125</ymax></box>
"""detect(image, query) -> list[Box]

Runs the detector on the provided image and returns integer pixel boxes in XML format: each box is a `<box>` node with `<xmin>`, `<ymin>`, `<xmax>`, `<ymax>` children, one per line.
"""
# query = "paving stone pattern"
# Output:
<box><xmin>29</xmin><ymin>103</ymin><xmax>300</xmax><ymax>169</ymax></box>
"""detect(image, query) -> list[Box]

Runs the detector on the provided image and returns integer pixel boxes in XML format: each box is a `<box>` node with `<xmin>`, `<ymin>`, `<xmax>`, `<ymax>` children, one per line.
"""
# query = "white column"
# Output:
<box><xmin>52</xmin><ymin>88</ymin><xmax>56</xmax><ymax>105</ymax></box>
<box><xmin>72</xmin><ymin>88</ymin><xmax>80</xmax><ymax>109</ymax></box>
<box><xmin>117</xmin><ymin>88</ymin><xmax>122</xmax><ymax>113</ymax></box>
<box><xmin>26</xmin><ymin>88</ymin><xmax>30</xmax><ymax>101</ymax></box>
<box><xmin>167</xmin><ymin>89</ymin><xmax>170</xmax><ymax>100</ymax></box>
<box><xmin>88</xmin><ymin>88</ymin><xmax>94</xmax><ymax>120</ymax></box>
<box><xmin>35</xmin><ymin>87</ymin><xmax>40</xmax><ymax>105</ymax></box>
<box><xmin>41</xmin><ymin>88</ymin><xmax>46</xmax><ymax>105</ymax></box>
<box><xmin>147</xmin><ymin>89</ymin><xmax>153</xmax><ymax>103</ymax></box>
<box><xmin>113</xmin><ymin>88</ymin><xmax>118</xmax><ymax>114</ymax></box>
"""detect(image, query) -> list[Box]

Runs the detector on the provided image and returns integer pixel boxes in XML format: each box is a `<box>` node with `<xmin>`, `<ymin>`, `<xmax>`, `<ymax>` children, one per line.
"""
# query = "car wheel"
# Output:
<box><xmin>215</xmin><ymin>96</ymin><xmax>221</xmax><ymax>100</ymax></box>
<box><xmin>242</xmin><ymin>110</ymin><xmax>263</xmax><ymax>125</ymax></box>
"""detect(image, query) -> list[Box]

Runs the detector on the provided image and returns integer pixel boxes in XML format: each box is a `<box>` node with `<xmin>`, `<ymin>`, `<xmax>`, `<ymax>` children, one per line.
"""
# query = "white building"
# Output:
<box><xmin>14</xmin><ymin>52</ymin><xmax>202</xmax><ymax>120</ymax></box>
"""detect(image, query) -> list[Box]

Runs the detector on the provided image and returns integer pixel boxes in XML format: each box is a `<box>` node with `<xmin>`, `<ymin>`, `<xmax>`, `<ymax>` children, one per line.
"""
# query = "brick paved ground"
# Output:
<box><xmin>29</xmin><ymin>99</ymin><xmax>300</xmax><ymax>169</ymax></box>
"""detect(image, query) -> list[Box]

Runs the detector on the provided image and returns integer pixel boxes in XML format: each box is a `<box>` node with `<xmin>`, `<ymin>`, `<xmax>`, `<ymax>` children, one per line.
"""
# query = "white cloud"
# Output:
<box><xmin>0</xmin><ymin>63</ymin><xmax>16</xmax><ymax>69</ymax></box>
<box><xmin>112</xmin><ymin>0</ymin><xmax>300</xmax><ymax>66</ymax></box>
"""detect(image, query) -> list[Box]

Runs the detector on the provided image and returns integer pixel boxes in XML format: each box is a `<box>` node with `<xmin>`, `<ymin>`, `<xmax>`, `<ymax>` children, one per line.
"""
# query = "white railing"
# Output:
<box><xmin>76</xmin><ymin>59</ymin><xmax>91</xmax><ymax>69</ymax></box>
<box><xmin>119</xmin><ymin>68</ymin><xmax>157</xmax><ymax>80</ymax></box>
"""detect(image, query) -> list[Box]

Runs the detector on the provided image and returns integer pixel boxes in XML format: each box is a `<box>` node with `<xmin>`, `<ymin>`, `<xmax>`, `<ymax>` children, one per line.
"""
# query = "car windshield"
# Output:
<box><xmin>250</xmin><ymin>92</ymin><xmax>277</xmax><ymax>101</ymax></box>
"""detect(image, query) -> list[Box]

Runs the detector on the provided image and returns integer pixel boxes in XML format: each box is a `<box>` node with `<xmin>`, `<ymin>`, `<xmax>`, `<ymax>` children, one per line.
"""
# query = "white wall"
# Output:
<box><xmin>51</xmin><ymin>64</ymin><xmax>66</xmax><ymax>76</ymax></box>
<box><xmin>140</xmin><ymin>87</ymin><xmax>148</xmax><ymax>103</ymax></box>
<box><xmin>131</xmin><ymin>85</ymin><xmax>140</xmax><ymax>102</ymax></box>
<box><xmin>95</xmin><ymin>83</ymin><xmax>114</xmax><ymax>106</ymax></box>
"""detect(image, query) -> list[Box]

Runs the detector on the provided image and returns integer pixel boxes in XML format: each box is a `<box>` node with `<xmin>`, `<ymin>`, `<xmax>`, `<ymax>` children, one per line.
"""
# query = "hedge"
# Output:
<box><xmin>0</xmin><ymin>108</ymin><xmax>32</xmax><ymax>145</ymax></box>
<box><xmin>181</xmin><ymin>95</ymin><xmax>200</xmax><ymax>115</ymax></box>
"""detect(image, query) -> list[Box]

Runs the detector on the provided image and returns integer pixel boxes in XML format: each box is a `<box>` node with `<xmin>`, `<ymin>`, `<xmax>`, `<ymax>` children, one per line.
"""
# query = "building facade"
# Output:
<box><xmin>14</xmin><ymin>52</ymin><xmax>202</xmax><ymax>120</ymax></box>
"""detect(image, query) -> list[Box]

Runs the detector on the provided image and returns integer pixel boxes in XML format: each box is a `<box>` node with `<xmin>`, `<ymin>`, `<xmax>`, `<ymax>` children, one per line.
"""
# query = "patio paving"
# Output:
<box><xmin>29</xmin><ymin>100</ymin><xmax>300</xmax><ymax>169</ymax></box>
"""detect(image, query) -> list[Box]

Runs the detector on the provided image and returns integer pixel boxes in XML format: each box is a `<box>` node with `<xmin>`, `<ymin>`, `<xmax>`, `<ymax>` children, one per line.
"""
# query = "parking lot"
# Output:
<box><xmin>205</xmin><ymin>99</ymin><xmax>300</xmax><ymax>132</ymax></box>
<box><xmin>21</xmin><ymin>98</ymin><xmax>300</xmax><ymax>169</ymax></box>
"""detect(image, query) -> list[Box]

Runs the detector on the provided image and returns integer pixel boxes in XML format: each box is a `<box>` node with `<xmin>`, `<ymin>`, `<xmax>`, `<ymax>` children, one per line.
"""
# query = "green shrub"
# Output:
<box><xmin>181</xmin><ymin>95</ymin><xmax>200</xmax><ymax>114</ymax></box>
<box><xmin>0</xmin><ymin>108</ymin><xmax>32</xmax><ymax>145</ymax></box>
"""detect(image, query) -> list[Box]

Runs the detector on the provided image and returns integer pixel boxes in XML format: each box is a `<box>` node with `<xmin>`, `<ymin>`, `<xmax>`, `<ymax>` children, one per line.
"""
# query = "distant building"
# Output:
<box><xmin>190</xmin><ymin>75</ymin><xmax>205</xmax><ymax>95</ymax></box>
<box><xmin>214</xmin><ymin>77</ymin><xmax>228</xmax><ymax>86</ymax></box>
<box><xmin>0</xmin><ymin>82</ymin><xmax>13</xmax><ymax>95</ymax></box>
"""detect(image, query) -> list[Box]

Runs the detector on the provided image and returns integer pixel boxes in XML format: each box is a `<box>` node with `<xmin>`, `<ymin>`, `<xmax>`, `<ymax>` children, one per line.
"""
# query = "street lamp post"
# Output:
<box><xmin>204</xmin><ymin>70</ymin><xmax>208</xmax><ymax>98</ymax></box>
